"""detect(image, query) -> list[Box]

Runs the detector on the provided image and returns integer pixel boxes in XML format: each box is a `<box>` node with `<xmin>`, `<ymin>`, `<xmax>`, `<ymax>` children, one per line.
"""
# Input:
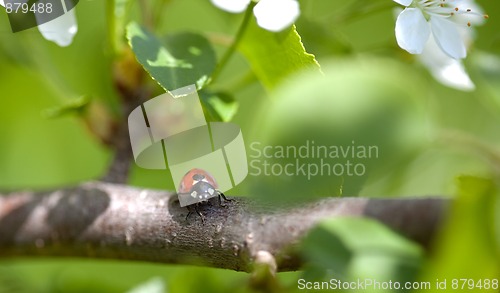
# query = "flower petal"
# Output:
<box><xmin>432</xmin><ymin>61</ymin><xmax>475</xmax><ymax>90</ymax></box>
<box><xmin>418</xmin><ymin>37</ymin><xmax>474</xmax><ymax>91</ymax></box>
<box><xmin>210</xmin><ymin>0</ymin><xmax>250</xmax><ymax>13</ymax></box>
<box><xmin>36</xmin><ymin>9</ymin><xmax>78</xmax><ymax>47</ymax></box>
<box><xmin>393</xmin><ymin>0</ymin><xmax>412</xmax><ymax>7</ymax></box>
<box><xmin>253</xmin><ymin>0</ymin><xmax>300</xmax><ymax>32</ymax></box>
<box><xmin>430</xmin><ymin>16</ymin><xmax>466</xmax><ymax>59</ymax></box>
<box><xmin>395</xmin><ymin>8</ymin><xmax>430</xmax><ymax>54</ymax></box>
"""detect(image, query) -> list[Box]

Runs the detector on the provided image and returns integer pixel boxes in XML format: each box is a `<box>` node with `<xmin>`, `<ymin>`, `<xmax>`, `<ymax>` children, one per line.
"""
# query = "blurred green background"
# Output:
<box><xmin>1</xmin><ymin>0</ymin><xmax>499</xmax><ymax>292</ymax></box>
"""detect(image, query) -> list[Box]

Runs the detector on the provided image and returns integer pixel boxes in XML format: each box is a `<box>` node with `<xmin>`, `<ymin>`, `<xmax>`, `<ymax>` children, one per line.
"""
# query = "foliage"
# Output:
<box><xmin>419</xmin><ymin>176</ymin><xmax>500</xmax><ymax>286</ymax></box>
<box><xmin>239</xmin><ymin>19</ymin><xmax>321</xmax><ymax>91</ymax></box>
<box><xmin>1</xmin><ymin>0</ymin><xmax>500</xmax><ymax>292</ymax></box>
<box><xmin>301</xmin><ymin>217</ymin><xmax>423</xmax><ymax>285</ymax></box>
<box><xmin>126</xmin><ymin>23</ymin><xmax>216</xmax><ymax>91</ymax></box>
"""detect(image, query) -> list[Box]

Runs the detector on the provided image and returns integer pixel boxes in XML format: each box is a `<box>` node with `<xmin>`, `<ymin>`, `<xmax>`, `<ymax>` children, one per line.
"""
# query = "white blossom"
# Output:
<box><xmin>210</xmin><ymin>0</ymin><xmax>300</xmax><ymax>32</ymax></box>
<box><xmin>394</xmin><ymin>0</ymin><xmax>487</xmax><ymax>59</ymax></box>
<box><xmin>418</xmin><ymin>36</ymin><xmax>475</xmax><ymax>90</ymax></box>
<box><xmin>394</xmin><ymin>0</ymin><xmax>488</xmax><ymax>90</ymax></box>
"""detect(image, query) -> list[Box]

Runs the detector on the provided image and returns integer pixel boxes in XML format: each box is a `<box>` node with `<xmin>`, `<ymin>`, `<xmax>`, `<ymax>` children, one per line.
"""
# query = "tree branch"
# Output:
<box><xmin>0</xmin><ymin>182</ymin><xmax>448</xmax><ymax>272</ymax></box>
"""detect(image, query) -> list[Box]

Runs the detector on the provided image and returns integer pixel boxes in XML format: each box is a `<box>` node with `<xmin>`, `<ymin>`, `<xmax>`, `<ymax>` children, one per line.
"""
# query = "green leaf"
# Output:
<box><xmin>199</xmin><ymin>91</ymin><xmax>239</xmax><ymax>122</ymax></box>
<box><xmin>42</xmin><ymin>96</ymin><xmax>90</xmax><ymax>119</ymax></box>
<box><xmin>301</xmin><ymin>217</ymin><xmax>423</xmax><ymax>283</ymax></box>
<box><xmin>419</xmin><ymin>176</ymin><xmax>499</xmax><ymax>286</ymax></box>
<box><xmin>126</xmin><ymin>22</ymin><xmax>216</xmax><ymax>91</ymax></box>
<box><xmin>239</xmin><ymin>18</ymin><xmax>321</xmax><ymax>91</ymax></box>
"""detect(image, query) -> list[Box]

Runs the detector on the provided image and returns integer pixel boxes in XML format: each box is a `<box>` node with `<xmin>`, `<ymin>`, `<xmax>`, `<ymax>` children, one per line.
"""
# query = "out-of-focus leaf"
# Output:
<box><xmin>239</xmin><ymin>18</ymin><xmax>321</xmax><ymax>90</ymax></box>
<box><xmin>301</xmin><ymin>217</ymin><xmax>423</xmax><ymax>285</ymax></box>
<box><xmin>0</xmin><ymin>64</ymin><xmax>108</xmax><ymax>189</ymax></box>
<box><xmin>126</xmin><ymin>277</ymin><xmax>166</xmax><ymax>293</ymax></box>
<box><xmin>0</xmin><ymin>267</ymin><xmax>28</xmax><ymax>293</ymax></box>
<box><xmin>42</xmin><ymin>96</ymin><xmax>90</xmax><ymax>119</ymax></box>
<box><xmin>418</xmin><ymin>176</ymin><xmax>499</xmax><ymax>289</ymax></box>
<box><xmin>126</xmin><ymin>22</ymin><xmax>216</xmax><ymax>91</ymax></box>
<box><xmin>247</xmin><ymin>57</ymin><xmax>430</xmax><ymax>202</ymax></box>
<box><xmin>199</xmin><ymin>90</ymin><xmax>239</xmax><ymax>122</ymax></box>
<box><xmin>43</xmin><ymin>97</ymin><xmax>116</xmax><ymax>145</ymax></box>
<box><xmin>472</xmin><ymin>52</ymin><xmax>500</xmax><ymax>115</ymax></box>
<box><xmin>168</xmin><ymin>266</ymin><xmax>249</xmax><ymax>293</ymax></box>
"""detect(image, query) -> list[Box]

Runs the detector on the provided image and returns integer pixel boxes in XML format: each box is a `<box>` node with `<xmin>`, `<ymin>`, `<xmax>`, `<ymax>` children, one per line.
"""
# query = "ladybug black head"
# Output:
<box><xmin>192</xmin><ymin>173</ymin><xmax>205</xmax><ymax>181</ymax></box>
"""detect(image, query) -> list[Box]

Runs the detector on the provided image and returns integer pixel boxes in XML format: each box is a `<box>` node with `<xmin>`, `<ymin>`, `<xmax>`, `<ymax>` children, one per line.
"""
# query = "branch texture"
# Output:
<box><xmin>0</xmin><ymin>182</ymin><xmax>448</xmax><ymax>272</ymax></box>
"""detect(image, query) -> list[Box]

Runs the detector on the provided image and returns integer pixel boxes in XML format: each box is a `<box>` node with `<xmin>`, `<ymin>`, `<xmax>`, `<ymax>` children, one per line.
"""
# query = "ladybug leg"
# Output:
<box><xmin>185</xmin><ymin>205</ymin><xmax>194</xmax><ymax>221</ymax></box>
<box><xmin>186</xmin><ymin>205</ymin><xmax>205</xmax><ymax>223</ymax></box>
<box><xmin>218</xmin><ymin>191</ymin><xmax>233</xmax><ymax>207</ymax></box>
<box><xmin>194</xmin><ymin>205</ymin><xmax>205</xmax><ymax>224</ymax></box>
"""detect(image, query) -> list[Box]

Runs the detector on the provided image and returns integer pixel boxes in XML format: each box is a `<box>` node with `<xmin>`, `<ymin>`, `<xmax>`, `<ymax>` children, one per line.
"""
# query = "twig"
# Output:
<box><xmin>209</xmin><ymin>2</ymin><xmax>256</xmax><ymax>85</ymax></box>
<box><xmin>103</xmin><ymin>51</ymin><xmax>151</xmax><ymax>184</ymax></box>
<box><xmin>0</xmin><ymin>182</ymin><xmax>448</xmax><ymax>272</ymax></box>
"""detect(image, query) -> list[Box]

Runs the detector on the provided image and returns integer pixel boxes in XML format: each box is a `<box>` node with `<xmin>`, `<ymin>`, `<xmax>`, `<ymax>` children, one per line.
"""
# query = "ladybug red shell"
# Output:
<box><xmin>178</xmin><ymin>168</ymin><xmax>219</xmax><ymax>198</ymax></box>
<box><xmin>178</xmin><ymin>168</ymin><xmax>232</xmax><ymax>223</ymax></box>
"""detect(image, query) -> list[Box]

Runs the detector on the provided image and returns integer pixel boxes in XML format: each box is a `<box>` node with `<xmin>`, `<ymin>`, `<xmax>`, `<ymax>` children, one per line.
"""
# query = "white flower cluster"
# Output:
<box><xmin>394</xmin><ymin>0</ymin><xmax>488</xmax><ymax>90</ymax></box>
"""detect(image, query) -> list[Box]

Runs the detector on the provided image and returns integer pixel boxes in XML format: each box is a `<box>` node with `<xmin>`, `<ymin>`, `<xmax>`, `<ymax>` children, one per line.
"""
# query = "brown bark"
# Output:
<box><xmin>0</xmin><ymin>182</ymin><xmax>448</xmax><ymax>272</ymax></box>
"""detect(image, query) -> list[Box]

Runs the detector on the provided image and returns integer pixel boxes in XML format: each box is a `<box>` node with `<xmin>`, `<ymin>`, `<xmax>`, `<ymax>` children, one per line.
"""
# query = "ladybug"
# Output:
<box><xmin>178</xmin><ymin>168</ymin><xmax>232</xmax><ymax>223</ymax></box>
